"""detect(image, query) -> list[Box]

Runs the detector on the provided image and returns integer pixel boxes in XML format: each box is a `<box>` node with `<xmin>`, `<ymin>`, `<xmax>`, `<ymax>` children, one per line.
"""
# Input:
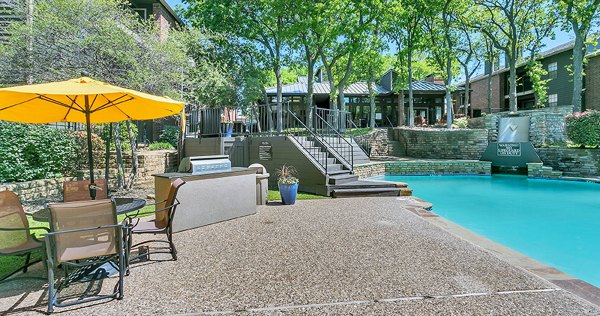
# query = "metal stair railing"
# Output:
<box><xmin>283</xmin><ymin>107</ymin><xmax>330</xmax><ymax>174</ymax></box>
<box><xmin>315</xmin><ymin>107</ymin><xmax>370</xmax><ymax>158</ymax></box>
<box><xmin>312</xmin><ymin>111</ymin><xmax>354</xmax><ymax>171</ymax></box>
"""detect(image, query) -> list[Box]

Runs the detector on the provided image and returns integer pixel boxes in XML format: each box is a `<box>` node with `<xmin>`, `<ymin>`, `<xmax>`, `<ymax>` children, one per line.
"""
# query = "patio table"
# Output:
<box><xmin>30</xmin><ymin>197</ymin><xmax>147</xmax><ymax>222</ymax></box>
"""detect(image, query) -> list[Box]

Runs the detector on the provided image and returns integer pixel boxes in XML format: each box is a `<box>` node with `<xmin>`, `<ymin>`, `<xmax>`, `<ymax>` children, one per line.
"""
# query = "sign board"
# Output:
<box><xmin>497</xmin><ymin>143</ymin><xmax>521</xmax><ymax>157</ymax></box>
<box><xmin>258</xmin><ymin>141</ymin><xmax>272</xmax><ymax>161</ymax></box>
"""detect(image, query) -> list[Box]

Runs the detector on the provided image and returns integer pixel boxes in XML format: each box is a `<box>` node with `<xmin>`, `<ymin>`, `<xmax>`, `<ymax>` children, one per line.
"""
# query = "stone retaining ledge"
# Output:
<box><xmin>355</xmin><ymin>160</ymin><xmax>492</xmax><ymax>178</ymax></box>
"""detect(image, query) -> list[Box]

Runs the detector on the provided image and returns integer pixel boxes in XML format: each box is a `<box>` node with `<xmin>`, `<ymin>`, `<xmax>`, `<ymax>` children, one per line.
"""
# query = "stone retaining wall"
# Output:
<box><xmin>536</xmin><ymin>148</ymin><xmax>600</xmax><ymax>177</ymax></box>
<box><xmin>354</xmin><ymin>160</ymin><xmax>492</xmax><ymax>178</ymax></box>
<box><xmin>388</xmin><ymin>127</ymin><xmax>489</xmax><ymax>160</ymax></box>
<box><xmin>481</xmin><ymin>106</ymin><xmax>570</xmax><ymax>146</ymax></box>
<box><xmin>0</xmin><ymin>150</ymin><xmax>178</xmax><ymax>202</ymax></box>
<box><xmin>354</xmin><ymin>129</ymin><xmax>389</xmax><ymax>157</ymax></box>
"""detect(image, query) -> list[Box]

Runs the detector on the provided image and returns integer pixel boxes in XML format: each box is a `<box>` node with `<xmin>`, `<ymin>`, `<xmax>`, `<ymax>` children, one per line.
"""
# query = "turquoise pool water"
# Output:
<box><xmin>372</xmin><ymin>174</ymin><xmax>600</xmax><ymax>287</ymax></box>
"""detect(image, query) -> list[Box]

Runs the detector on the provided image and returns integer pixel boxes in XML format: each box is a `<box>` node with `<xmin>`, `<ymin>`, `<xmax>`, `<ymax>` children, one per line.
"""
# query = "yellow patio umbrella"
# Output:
<box><xmin>0</xmin><ymin>77</ymin><xmax>185</xmax><ymax>199</ymax></box>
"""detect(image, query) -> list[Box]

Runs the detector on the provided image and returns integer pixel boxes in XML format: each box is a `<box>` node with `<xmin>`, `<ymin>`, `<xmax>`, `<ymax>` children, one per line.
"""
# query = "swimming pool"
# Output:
<box><xmin>372</xmin><ymin>174</ymin><xmax>600</xmax><ymax>287</ymax></box>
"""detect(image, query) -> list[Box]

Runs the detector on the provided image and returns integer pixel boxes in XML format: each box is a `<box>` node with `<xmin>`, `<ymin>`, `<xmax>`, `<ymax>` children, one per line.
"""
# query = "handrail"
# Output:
<box><xmin>313</xmin><ymin>111</ymin><xmax>354</xmax><ymax>171</ymax></box>
<box><xmin>283</xmin><ymin>108</ymin><xmax>330</xmax><ymax>174</ymax></box>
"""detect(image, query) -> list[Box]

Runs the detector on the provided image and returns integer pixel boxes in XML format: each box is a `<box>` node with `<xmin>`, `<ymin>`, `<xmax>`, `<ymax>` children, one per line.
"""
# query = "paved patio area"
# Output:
<box><xmin>1</xmin><ymin>197</ymin><xmax>598</xmax><ymax>315</ymax></box>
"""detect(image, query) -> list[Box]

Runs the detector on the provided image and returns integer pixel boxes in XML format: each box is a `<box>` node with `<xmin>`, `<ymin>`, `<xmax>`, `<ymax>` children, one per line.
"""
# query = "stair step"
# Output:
<box><xmin>329</xmin><ymin>182</ymin><xmax>398</xmax><ymax>190</ymax></box>
<box><xmin>327</xmin><ymin>170</ymin><xmax>353</xmax><ymax>175</ymax></box>
<box><xmin>331</xmin><ymin>187</ymin><xmax>401</xmax><ymax>198</ymax></box>
<box><xmin>328</xmin><ymin>174</ymin><xmax>359</xmax><ymax>185</ymax></box>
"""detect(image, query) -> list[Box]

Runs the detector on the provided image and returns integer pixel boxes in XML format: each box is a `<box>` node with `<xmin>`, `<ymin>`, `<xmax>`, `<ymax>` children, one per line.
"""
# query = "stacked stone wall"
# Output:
<box><xmin>388</xmin><ymin>127</ymin><xmax>489</xmax><ymax>160</ymax></box>
<box><xmin>0</xmin><ymin>150</ymin><xmax>178</xmax><ymax>203</ymax></box>
<box><xmin>536</xmin><ymin>148</ymin><xmax>600</xmax><ymax>178</ymax></box>
<box><xmin>354</xmin><ymin>160</ymin><xmax>492</xmax><ymax>178</ymax></box>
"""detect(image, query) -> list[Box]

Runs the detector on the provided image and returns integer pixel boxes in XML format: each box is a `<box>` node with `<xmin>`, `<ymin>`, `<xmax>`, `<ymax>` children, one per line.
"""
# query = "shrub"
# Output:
<box><xmin>0</xmin><ymin>122</ymin><xmax>79</xmax><ymax>182</ymax></box>
<box><xmin>159</xmin><ymin>125</ymin><xmax>180</xmax><ymax>148</ymax></box>
<box><xmin>565</xmin><ymin>111</ymin><xmax>600</xmax><ymax>147</ymax></box>
<box><xmin>276</xmin><ymin>164</ymin><xmax>299</xmax><ymax>184</ymax></box>
<box><xmin>452</xmin><ymin>117</ymin><xmax>469</xmax><ymax>129</ymax></box>
<box><xmin>148</xmin><ymin>142</ymin><xmax>175</xmax><ymax>151</ymax></box>
<box><xmin>74</xmin><ymin>130</ymin><xmax>105</xmax><ymax>170</ymax></box>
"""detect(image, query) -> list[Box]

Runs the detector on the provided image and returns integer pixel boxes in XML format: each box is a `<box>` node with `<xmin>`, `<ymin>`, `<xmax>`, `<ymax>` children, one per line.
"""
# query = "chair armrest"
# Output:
<box><xmin>142</xmin><ymin>199</ymin><xmax>167</xmax><ymax>207</ymax></box>
<box><xmin>125</xmin><ymin>200</ymin><xmax>179</xmax><ymax>219</ymax></box>
<box><xmin>0</xmin><ymin>226</ymin><xmax>49</xmax><ymax>233</ymax></box>
<box><xmin>41</xmin><ymin>224</ymin><xmax>125</xmax><ymax>237</ymax></box>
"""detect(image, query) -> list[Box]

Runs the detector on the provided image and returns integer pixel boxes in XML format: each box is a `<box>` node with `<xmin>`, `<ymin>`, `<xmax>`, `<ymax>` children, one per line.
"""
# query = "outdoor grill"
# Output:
<box><xmin>180</xmin><ymin>155</ymin><xmax>232</xmax><ymax>175</ymax></box>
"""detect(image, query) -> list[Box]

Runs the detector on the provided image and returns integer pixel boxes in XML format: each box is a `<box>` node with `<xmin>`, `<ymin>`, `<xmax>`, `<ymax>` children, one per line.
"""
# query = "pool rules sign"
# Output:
<box><xmin>259</xmin><ymin>141</ymin><xmax>272</xmax><ymax>161</ymax></box>
<box><xmin>497</xmin><ymin>143</ymin><xmax>521</xmax><ymax>157</ymax></box>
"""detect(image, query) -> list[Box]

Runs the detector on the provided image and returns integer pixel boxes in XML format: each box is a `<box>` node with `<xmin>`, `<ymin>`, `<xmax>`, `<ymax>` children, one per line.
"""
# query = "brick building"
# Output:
<box><xmin>456</xmin><ymin>40</ymin><xmax>600</xmax><ymax>116</ymax></box>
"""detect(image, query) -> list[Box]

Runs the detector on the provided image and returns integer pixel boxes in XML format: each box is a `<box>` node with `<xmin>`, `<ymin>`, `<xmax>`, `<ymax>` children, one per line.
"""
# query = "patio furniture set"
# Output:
<box><xmin>0</xmin><ymin>178</ymin><xmax>186</xmax><ymax>314</ymax></box>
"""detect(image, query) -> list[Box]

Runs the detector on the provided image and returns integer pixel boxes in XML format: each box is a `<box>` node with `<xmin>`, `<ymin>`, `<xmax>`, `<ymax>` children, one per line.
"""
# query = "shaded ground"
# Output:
<box><xmin>1</xmin><ymin>197</ymin><xmax>597</xmax><ymax>315</ymax></box>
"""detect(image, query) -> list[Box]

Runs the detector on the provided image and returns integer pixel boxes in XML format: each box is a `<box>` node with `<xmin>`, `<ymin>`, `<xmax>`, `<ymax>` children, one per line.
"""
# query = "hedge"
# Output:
<box><xmin>0</xmin><ymin>122</ymin><xmax>79</xmax><ymax>182</ymax></box>
<box><xmin>565</xmin><ymin>111</ymin><xmax>600</xmax><ymax>147</ymax></box>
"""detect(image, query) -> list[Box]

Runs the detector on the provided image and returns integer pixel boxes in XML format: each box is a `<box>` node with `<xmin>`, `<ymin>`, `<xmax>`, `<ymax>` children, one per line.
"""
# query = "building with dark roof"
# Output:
<box><xmin>266</xmin><ymin>69</ymin><xmax>461</xmax><ymax>127</ymax></box>
<box><xmin>456</xmin><ymin>38</ymin><xmax>600</xmax><ymax>115</ymax></box>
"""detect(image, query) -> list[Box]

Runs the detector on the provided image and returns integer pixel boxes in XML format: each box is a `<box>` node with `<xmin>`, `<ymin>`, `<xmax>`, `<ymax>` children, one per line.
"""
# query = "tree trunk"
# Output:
<box><xmin>408</xmin><ymin>49</ymin><xmax>415</xmax><ymax>128</ymax></box>
<box><xmin>368</xmin><ymin>78</ymin><xmax>376</xmax><ymax>128</ymax></box>
<box><xmin>508</xmin><ymin>57</ymin><xmax>518</xmax><ymax>112</ymax></box>
<box><xmin>464</xmin><ymin>64</ymin><xmax>470</xmax><ymax>117</ymax></box>
<box><xmin>262</xmin><ymin>88</ymin><xmax>271</xmax><ymax>133</ymax></box>
<box><xmin>275</xmin><ymin>68</ymin><xmax>283</xmax><ymax>134</ymax></box>
<box><xmin>306</xmin><ymin>61</ymin><xmax>315</xmax><ymax>129</ymax></box>
<box><xmin>446</xmin><ymin>60</ymin><xmax>453</xmax><ymax>128</ymax></box>
<box><xmin>114</xmin><ymin>123</ymin><xmax>124</xmax><ymax>189</ymax></box>
<box><xmin>125</xmin><ymin>120</ymin><xmax>138</xmax><ymax>189</ymax></box>
<box><xmin>398</xmin><ymin>93</ymin><xmax>404</xmax><ymax>127</ymax></box>
<box><xmin>571</xmin><ymin>33</ymin><xmax>585</xmax><ymax>112</ymax></box>
<box><xmin>487</xmin><ymin>71</ymin><xmax>493</xmax><ymax>114</ymax></box>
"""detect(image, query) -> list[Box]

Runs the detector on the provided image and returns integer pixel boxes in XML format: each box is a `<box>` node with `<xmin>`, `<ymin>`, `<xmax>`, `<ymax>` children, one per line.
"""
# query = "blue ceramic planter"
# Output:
<box><xmin>278</xmin><ymin>182</ymin><xmax>298</xmax><ymax>205</ymax></box>
<box><xmin>224</xmin><ymin>124</ymin><xmax>233</xmax><ymax>137</ymax></box>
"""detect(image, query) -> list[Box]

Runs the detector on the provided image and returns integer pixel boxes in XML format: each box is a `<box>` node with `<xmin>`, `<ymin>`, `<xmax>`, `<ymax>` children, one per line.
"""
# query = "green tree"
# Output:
<box><xmin>0</xmin><ymin>0</ymin><xmax>191</xmax><ymax>188</ymax></box>
<box><xmin>385</xmin><ymin>0</ymin><xmax>431</xmax><ymax>127</ymax></box>
<box><xmin>556</xmin><ymin>0</ymin><xmax>600</xmax><ymax>112</ymax></box>
<box><xmin>184</xmin><ymin>0</ymin><xmax>292</xmax><ymax>133</ymax></box>
<box><xmin>424</xmin><ymin>0</ymin><xmax>462</xmax><ymax>128</ymax></box>
<box><xmin>473</xmin><ymin>0</ymin><xmax>554</xmax><ymax>112</ymax></box>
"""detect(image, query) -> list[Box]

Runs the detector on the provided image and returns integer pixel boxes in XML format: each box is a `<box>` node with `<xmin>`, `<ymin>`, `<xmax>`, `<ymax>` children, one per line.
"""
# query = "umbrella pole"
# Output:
<box><xmin>104</xmin><ymin>123</ymin><xmax>112</xmax><ymax>195</ymax></box>
<box><xmin>85</xmin><ymin>96</ymin><xmax>96</xmax><ymax>200</ymax></box>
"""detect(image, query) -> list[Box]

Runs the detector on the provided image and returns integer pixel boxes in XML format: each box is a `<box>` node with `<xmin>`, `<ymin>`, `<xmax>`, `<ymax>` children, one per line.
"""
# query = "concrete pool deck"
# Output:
<box><xmin>1</xmin><ymin>197</ymin><xmax>598</xmax><ymax>315</ymax></box>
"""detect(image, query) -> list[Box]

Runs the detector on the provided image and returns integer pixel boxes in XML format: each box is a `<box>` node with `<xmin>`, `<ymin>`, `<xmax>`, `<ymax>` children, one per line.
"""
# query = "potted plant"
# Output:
<box><xmin>277</xmin><ymin>164</ymin><xmax>299</xmax><ymax>205</ymax></box>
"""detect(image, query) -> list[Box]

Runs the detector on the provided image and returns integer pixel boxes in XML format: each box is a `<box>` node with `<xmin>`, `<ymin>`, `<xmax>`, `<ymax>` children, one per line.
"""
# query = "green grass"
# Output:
<box><xmin>267</xmin><ymin>189</ymin><xmax>327</xmax><ymax>202</ymax></box>
<box><xmin>0</xmin><ymin>205</ymin><xmax>155</xmax><ymax>280</ymax></box>
<box><xmin>344</xmin><ymin>127</ymin><xmax>374</xmax><ymax>137</ymax></box>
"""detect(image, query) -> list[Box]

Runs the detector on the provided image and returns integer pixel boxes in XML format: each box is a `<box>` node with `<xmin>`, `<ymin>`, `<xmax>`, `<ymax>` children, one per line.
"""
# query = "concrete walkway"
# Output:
<box><xmin>1</xmin><ymin>198</ymin><xmax>598</xmax><ymax>315</ymax></box>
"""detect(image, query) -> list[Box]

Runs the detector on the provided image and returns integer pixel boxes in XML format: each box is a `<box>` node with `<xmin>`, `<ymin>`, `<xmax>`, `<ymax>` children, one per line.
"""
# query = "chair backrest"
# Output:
<box><xmin>155</xmin><ymin>178</ymin><xmax>186</xmax><ymax>229</ymax></box>
<box><xmin>47</xmin><ymin>199</ymin><xmax>118</xmax><ymax>263</ymax></box>
<box><xmin>0</xmin><ymin>191</ymin><xmax>31</xmax><ymax>253</ymax></box>
<box><xmin>63</xmin><ymin>179</ymin><xmax>108</xmax><ymax>202</ymax></box>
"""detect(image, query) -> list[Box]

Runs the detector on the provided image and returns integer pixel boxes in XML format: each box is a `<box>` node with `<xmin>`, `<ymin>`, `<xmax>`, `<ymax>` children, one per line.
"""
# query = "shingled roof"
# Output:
<box><xmin>266</xmin><ymin>79</ymin><xmax>453</xmax><ymax>96</ymax></box>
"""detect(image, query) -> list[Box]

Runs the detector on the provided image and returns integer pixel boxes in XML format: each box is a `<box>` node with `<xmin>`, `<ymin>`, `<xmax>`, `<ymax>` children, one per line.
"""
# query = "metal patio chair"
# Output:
<box><xmin>44</xmin><ymin>199</ymin><xmax>127</xmax><ymax>314</ymax></box>
<box><xmin>0</xmin><ymin>191</ymin><xmax>48</xmax><ymax>282</ymax></box>
<box><xmin>126</xmin><ymin>178</ymin><xmax>185</xmax><ymax>262</ymax></box>
<box><xmin>63</xmin><ymin>179</ymin><xmax>108</xmax><ymax>202</ymax></box>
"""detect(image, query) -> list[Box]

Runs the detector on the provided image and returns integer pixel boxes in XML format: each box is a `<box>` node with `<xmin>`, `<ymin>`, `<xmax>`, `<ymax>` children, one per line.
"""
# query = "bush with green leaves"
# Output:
<box><xmin>74</xmin><ymin>131</ymin><xmax>105</xmax><ymax>170</ymax></box>
<box><xmin>0</xmin><ymin>122</ymin><xmax>79</xmax><ymax>182</ymax></box>
<box><xmin>159</xmin><ymin>125</ymin><xmax>180</xmax><ymax>148</ymax></box>
<box><xmin>452</xmin><ymin>117</ymin><xmax>469</xmax><ymax>129</ymax></box>
<box><xmin>565</xmin><ymin>111</ymin><xmax>600</xmax><ymax>147</ymax></box>
<box><xmin>147</xmin><ymin>142</ymin><xmax>175</xmax><ymax>151</ymax></box>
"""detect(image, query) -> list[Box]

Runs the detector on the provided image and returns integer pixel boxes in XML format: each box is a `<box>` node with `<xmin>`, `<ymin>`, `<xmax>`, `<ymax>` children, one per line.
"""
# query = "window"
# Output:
<box><xmin>548</xmin><ymin>62</ymin><xmax>557</xmax><ymax>79</ymax></box>
<box><xmin>548</xmin><ymin>94</ymin><xmax>558</xmax><ymax>107</ymax></box>
<box><xmin>132</xmin><ymin>8</ymin><xmax>147</xmax><ymax>20</ymax></box>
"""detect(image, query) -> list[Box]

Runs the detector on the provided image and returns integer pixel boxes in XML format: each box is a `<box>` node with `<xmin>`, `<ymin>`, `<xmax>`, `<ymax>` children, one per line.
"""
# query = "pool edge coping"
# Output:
<box><xmin>411</xmin><ymin>200</ymin><xmax>600</xmax><ymax>307</ymax></box>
